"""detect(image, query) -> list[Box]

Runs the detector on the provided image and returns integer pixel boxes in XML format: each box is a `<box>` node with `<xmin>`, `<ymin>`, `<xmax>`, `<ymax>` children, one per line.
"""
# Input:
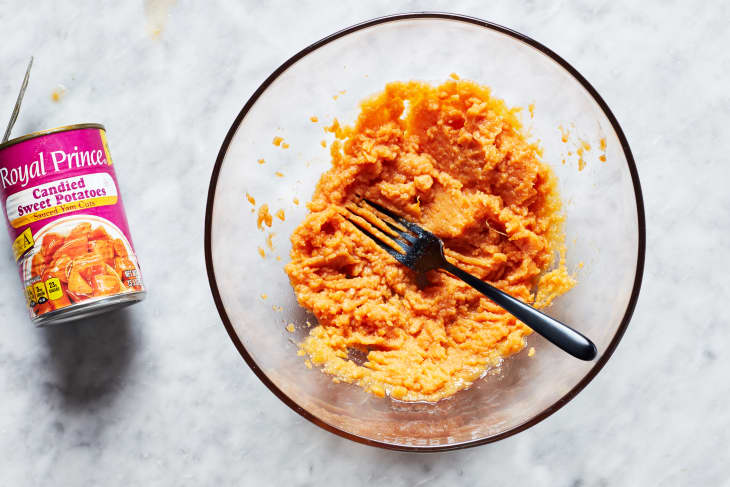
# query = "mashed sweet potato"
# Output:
<box><xmin>285</xmin><ymin>79</ymin><xmax>574</xmax><ymax>402</ymax></box>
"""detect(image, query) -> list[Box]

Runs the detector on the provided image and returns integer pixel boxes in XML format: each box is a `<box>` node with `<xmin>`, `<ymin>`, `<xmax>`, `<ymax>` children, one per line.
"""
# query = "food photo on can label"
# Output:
<box><xmin>28</xmin><ymin>221</ymin><xmax>142</xmax><ymax>315</ymax></box>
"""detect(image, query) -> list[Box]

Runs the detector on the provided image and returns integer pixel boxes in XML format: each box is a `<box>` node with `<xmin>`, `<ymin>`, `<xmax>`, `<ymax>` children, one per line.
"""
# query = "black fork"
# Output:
<box><xmin>343</xmin><ymin>199</ymin><xmax>597</xmax><ymax>361</ymax></box>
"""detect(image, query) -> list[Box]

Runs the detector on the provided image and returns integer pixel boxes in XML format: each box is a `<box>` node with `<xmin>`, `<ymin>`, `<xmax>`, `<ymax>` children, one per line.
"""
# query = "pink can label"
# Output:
<box><xmin>0</xmin><ymin>125</ymin><xmax>144</xmax><ymax>320</ymax></box>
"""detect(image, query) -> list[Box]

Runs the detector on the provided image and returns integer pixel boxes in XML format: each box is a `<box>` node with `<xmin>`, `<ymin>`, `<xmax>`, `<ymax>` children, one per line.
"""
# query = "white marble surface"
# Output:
<box><xmin>0</xmin><ymin>1</ymin><xmax>726</xmax><ymax>485</ymax></box>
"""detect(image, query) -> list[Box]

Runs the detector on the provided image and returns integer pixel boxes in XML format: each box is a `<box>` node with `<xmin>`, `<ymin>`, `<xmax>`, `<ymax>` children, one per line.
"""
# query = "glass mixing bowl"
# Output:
<box><xmin>205</xmin><ymin>13</ymin><xmax>645</xmax><ymax>451</ymax></box>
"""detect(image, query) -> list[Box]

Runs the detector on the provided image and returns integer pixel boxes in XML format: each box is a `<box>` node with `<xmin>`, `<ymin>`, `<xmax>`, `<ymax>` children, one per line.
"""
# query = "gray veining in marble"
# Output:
<box><xmin>0</xmin><ymin>0</ymin><xmax>728</xmax><ymax>485</ymax></box>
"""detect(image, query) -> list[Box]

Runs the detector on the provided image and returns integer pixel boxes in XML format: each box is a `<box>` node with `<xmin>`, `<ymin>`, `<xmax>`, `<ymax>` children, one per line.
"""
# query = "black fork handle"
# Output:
<box><xmin>441</xmin><ymin>262</ymin><xmax>597</xmax><ymax>361</ymax></box>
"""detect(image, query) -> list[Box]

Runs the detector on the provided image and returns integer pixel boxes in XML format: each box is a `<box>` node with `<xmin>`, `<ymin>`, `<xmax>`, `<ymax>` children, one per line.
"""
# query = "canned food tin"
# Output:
<box><xmin>0</xmin><ymin>123</ymin><xmax>145</xmax><ymax>325</ymax></box>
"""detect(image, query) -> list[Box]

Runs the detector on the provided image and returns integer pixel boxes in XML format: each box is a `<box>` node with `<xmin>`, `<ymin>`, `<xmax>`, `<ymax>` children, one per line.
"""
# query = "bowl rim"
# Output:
<box><xmin>204</xmin><ymin>11</ymin><xmax>646</xmax><ymax>452</ymax></box>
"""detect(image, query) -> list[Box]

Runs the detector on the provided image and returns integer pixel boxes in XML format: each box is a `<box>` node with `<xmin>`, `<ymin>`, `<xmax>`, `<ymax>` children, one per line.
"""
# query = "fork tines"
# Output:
<box><xmin>340</xmin><ymin>199</ymin><xmax>420</xmax><ymax>264</ymax></box>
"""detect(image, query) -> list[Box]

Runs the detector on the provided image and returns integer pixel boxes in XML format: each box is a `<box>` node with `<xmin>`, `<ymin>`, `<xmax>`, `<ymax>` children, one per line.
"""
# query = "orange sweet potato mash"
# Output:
<box><xmin>285</xmin><ymin>79</ymin><xmax>574</xmax><ymax>402</ymax></box>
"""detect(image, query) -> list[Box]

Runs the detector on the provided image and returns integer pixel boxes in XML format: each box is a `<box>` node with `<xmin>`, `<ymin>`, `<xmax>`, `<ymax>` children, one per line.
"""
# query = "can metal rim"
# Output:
<box><xmin>0</xmin><ymin>123</ymin><xmax>105</xmax><ymax>152</ymax></box>
<box><xmin>32</xmin><ymin>290</ymin><xmax>146</xmax><ymax>326</ymax></box>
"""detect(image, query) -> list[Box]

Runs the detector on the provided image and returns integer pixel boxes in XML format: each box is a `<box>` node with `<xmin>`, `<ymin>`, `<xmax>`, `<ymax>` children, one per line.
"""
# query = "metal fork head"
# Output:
<box><xmin>342</xmin><ymin>198</ymin><xmax>446</xmax><ymax>276</ymax></box>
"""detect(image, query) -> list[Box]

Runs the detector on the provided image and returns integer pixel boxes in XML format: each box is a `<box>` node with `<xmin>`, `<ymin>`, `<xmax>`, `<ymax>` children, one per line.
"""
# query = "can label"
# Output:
<box><xmin>0</xmin><ymin>125</ymin><xmax>144</xmax><ymax>321</ymax></box>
